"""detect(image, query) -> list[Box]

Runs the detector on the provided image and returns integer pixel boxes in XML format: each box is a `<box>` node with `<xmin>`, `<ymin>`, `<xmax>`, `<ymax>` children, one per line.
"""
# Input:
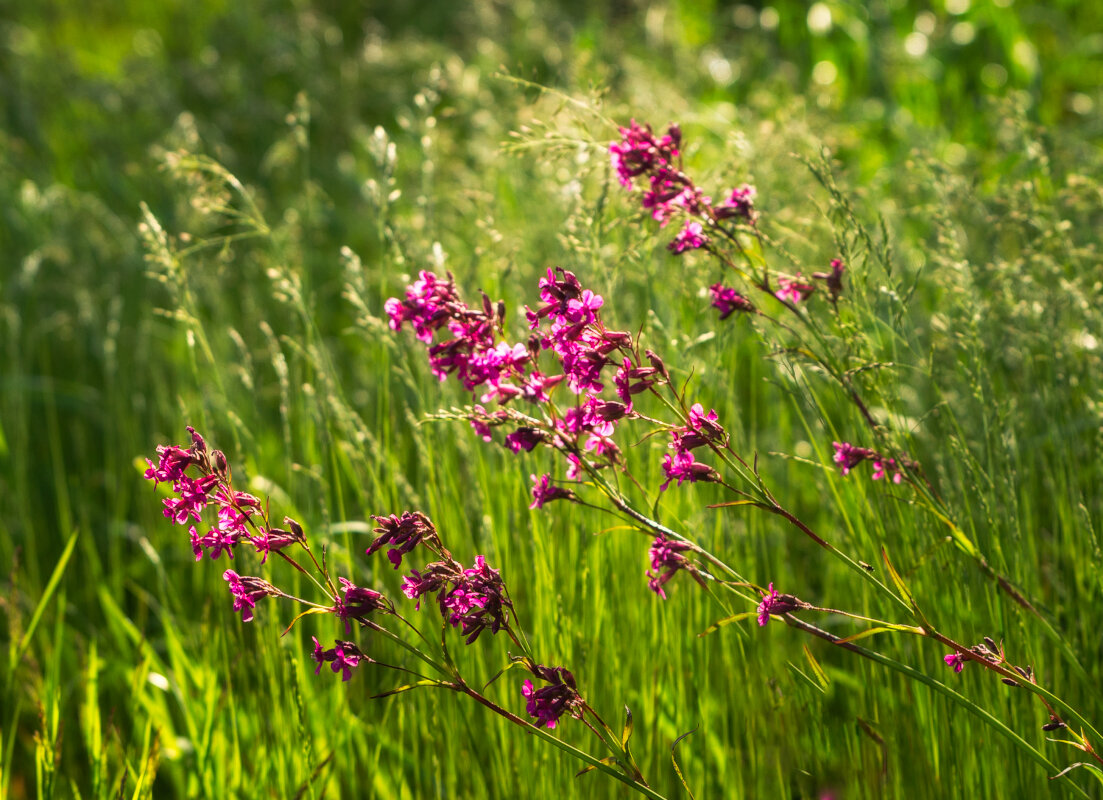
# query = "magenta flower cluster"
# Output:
<box><xmin>709</xmin><ymin>284</ymin><xmax>754</xmax><ymax>320</ymax></box>
<box><xmin>609</xmin><ymin>120</ymin><xmax>758</xmax><ymax>259</ymax></box>
<box><xmin>145</xmin><ymin>428</ymin><xmax>303</xmax><ymax>565</ymax></box>
<box><xmin>943</xmin><ymin>652</ymin><xmax>967</xmax><ymax>673</ymax></box>
<box><xmin>774</xmin><ymin>274</ymin><xmax>815</xmax><ymax>305</ymax></box>
<box><xmin>646</xmin><ymin>535</ymin><xmax>695</xmax><ymax>599</ymax></box>
<box><xmin>756</xmin><ymin>583</ymin><xmax>801</xmax><ymax>626</ymax></box>
<box><xmin>147</xmin><ymin>428</ymin><xmax>394</xmax><ymax>682</ymax></box>
<box><xmin>222</xmin><ymin>570</ymin><xmax>276</xmax><ymax>623</ymax></box>
<box><xmin>610</xmin><ymin>119</ymin><xmax>852</xmax><ymax>324</ymax></box>
<box><xmin>367</xmin><ymin>511</ymin><xmax>433</xmax><ymax>569</ymax></box>
<box><xmin>389</xmin><ymin>267</ymin><xmax>649</xmax><ymax>478</ymax></box>
<box><xmin>400</xmin><ymin>555</ymin><xmax>512</xmax><ymax>644</ymax></box>
<box><xmin>388</xmin><ymin>269</ymin><xmax>735</xmax><ymax>605</ymax></box>
<box><xmin>521</xmin><ymin>663</ymin><xmax>582</xmax><ymax>729</ymax></box>
<box><xmin>660</xmin><ymin>402</ymin><xmax>726</xmax><ymax>492</ymax></box>
<box><xmin>372</xmin><ymin>512</ymin><xmax>515</xmax><ymax>645</ymax></box>
<box><xmin>312</xmin><ymin>637</ymin><xmax>368</xmax><ymax>682</ymax></box>
<box><xmin>832</xmin><ymin>441</ymin><xmax>909</xmax><ymax>484</ymax></box>
<box><xmin>529</xmin><ymin>473</ymin><xmax>575</xmax><ymax>509</ymax></box>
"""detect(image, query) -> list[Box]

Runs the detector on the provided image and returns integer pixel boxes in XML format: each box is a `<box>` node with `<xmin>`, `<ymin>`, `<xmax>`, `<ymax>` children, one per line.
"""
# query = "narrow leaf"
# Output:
<box><xmin>671</xmin><ymin>727</ymin><xmax>698</xmax><ymax>800</ymax></box>
<box><xmin>574</xmin><ymin>757</ymin><xmax>617</xmax><ymax>778</ymax></box>
<box><xmin>787</xmin><ymin>663</ymin><xmax>827</xmax><ymax>695</ymax></box>
<box><xmin>621</xmin><ymin>706</ymin><xmax>634</xmax><ymax>749</ymax></box>
<box><xmin>698</xmin><ymin>611</ymin><xmax>757</xmax><ymax>637</ymax></box>
<box><xmin>13</xmin><ymin>531</ymin><xmax>78</xmax><ymax>672</ymax></box>
<box><xmin>372</xmin><ymin>680</ymin><xmax>439</xmax><ymax>699</ymax></box>
<box><xmin>835</xmin><ymin>625</ymin><xmax>921</xmax><ymax>645</ymax></box>
<box><xmin>281</xmin><ymin>607</ymin><xmax>331</xmax><ymax>637</ymax></box>
<box><xmin>881</xmin><ymin>547</ymin><xmax>919</xmax><ymax>613</ymax></box>
<box><xmin>1050</xmin><ymin>762</ymin><xmax>1103</xmax><ymax>786</ymax></box>
<box><xmin>802</xmin><ymin>644</ymin><xmax>830</xmax><ymax>689</ymax></box>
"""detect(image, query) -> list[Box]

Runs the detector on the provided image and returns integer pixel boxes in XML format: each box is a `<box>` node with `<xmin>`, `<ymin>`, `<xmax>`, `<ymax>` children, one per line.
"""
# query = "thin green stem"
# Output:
<box><xmin>457</xmin><ymin>684</ymin><xmax>668</xmax><ymax>800</ymax></box>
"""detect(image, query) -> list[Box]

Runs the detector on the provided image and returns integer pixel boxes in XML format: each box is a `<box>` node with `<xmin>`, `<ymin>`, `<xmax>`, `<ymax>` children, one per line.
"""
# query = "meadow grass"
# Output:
<box><xmin>2</xmin><ymin>1</ymin><xmax>1102</xmax><ymax>798</ymax></box>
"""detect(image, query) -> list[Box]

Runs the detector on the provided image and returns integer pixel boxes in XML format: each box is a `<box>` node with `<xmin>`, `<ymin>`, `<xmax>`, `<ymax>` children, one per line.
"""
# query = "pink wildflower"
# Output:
<box><xmin>943</xmin><ymin>652</ymin><xmax>967</xmax><ymax>673</ymax></box>
<box><xmin>757</xmin><ymin>582</ymin><xmax>800</xmax><ymax>626</ymax></box>
<box><xmin>775</xmin><ymin>274</ymin><xmax>815</xmax><ymax>304</ymax></box>
<box><xmin>709</xmin><ymin>284</ymin><xmax>754</xmax><ymax>319</ymax></box>
<box><xmin>529</xmin><ymin>474</ymin><xmax>576</xmax><ymax>510</ymax></box>
<box><xmin>668</xmin><ymin>221</ymin><xmax>709</xmax><ymax>254</ymax></box>
<box><xmin>715</xmin><ymin>184</ymin><xmax>757</xmax><ymax>223</ymax></box>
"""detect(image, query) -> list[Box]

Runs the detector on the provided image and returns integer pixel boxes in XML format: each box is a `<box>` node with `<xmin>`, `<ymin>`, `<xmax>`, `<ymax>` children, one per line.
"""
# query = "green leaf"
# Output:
<box><xmin>881</xmin><ymin>546</ymin><xmax>926</xmax><ymax>624</ymax></box>
<box><xmin>620</xmin><ymin>706</ymin><xmax>634</xmax><ymax>749</ymax></box>
<box><xmin>698</xmin><ymin>611</ymin><xmax>756</xmax><ymax>637</ymax></box>
<box><xmin>281</xmin><ymin>607</ymin><xmax>332</xmax><ymax>636</ymax></box>
<box><xmin>671</xmin><ymin>727</ymin><xmax>698</xmax><ymax>800</ymax></box>
<box><xmin>371</xmin><ymin>680</ymin><xmax>441</xmax><ymax>700</ymax></box>
<box><xmin>802</xmin><ymin>644</ymin><xmax>830</xmax><ymax>689</ymax></box>
<box><xmin>835</xmin><ymin>625</ymin><xmax>923</xmax><ymax>645</ymax></box>
<box><xmin>786</xmin><ymin>663</ymin><xmax>827</xmax><ymax>695</ymax></box>
<box><xmin>1050</xmin><ymin>762</ymin><xmax>1103</xmax><ymax>787</ymax></box>
<box><xmin>574</xmin><ymin>756</ymin><xmax>618</xmax><ymax>779</ymax></box>
<box><xmin>11</xmin><ymin>531</ymin><xmax>78</xmax><ymax>675</ymax></box>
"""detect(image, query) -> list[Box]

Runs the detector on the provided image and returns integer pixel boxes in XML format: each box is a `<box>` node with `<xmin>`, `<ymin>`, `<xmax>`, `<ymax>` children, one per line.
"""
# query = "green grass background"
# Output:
<box><xmin>2</xmin><ymin>0</ymin><xmax>1102</xmax><ymax>797</ymax></box>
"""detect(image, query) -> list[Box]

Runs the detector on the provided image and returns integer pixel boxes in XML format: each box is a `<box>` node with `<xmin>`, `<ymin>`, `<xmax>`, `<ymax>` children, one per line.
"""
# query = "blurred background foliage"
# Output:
<box><xmin>2</xmin><ymin>0</ymin><xmax>1102</xmax><ymax>798</ymax></box>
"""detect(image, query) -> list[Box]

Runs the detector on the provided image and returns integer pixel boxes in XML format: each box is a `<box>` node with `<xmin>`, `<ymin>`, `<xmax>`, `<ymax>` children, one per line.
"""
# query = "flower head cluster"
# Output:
<box><xmin>610</xmin><ymin>121</ymin><xmax>757</xmax><ymax>252</ymax></box>
<box><xmin>756</xmin><ymin>583</ymin><xmax>803</xmax><ymax>626</ymax></box>
<box><xmin>146</xmin><ymin>429</ymin><xmax>296</xmax><ymax>565</ymax></box>
<box><xmin>943</xmin><ymin>652</ymin><xmax>967</xmax><ymax>673</ymax></box>
<box><xmin>383</xmin><ymin>270</ymin><xmax>461</xmax><ymax>343</ymax></box>
<box><xmin>529</xmin><ymin>474</ymin><xmax>576</xmax><ymax>509</ymax></box>
<box><xmin>223</xmin><ymin>570</ymin><xmax>278</xmax><ymax>622</ymax></box>
<box><xmin>250</xmin><ymin>517</ymin><xmax>304</xmax><ymax>565</ymax></box>
<box><xmin>774</xmin><ymin>274</ymin><xmax>815</xmax><ymax>305</ymax></box>
<box><xmin>668</xmin><ymin>221</ymin><xmax>708</xmax><ymax>254</ymax></box>
<box><xmin>832</xmin><ymin>441</ymin><xmax>911</xmax><ymax>484</ymax></box>
<box><xmin>386</xmin><ymin>271</ymin><xmax>531</xmax><ymax>394</ymax></box>
<box><xmin>943</xmin><ymin>638</ymin><xmax>1032</xmax><ymax>685</ymax></box>
<box><xmin>149</xmin><ymin>429</ymin><xmax>401</xmax><ymax>686</ymax></box>
<box><xmin>709</xmin><ymin>284</ymin><xmax>755</xmax><ymax>320</ymax></box>
<box><xmin>333</xmin><ymin>577</ymin><xmax>390</xmax><ymax>634</ymax></box>
<box><xmin>813</xmin><ymin>258</ymin><xmax>846</xmax><ymax>302</ymax></box>
<box><xmin>715</xmin><ymin>184</ymin><xmax>757</xmax><ymax>223</ymax></box>
<box><xmin>522</xmin><ymin>663</ymin><xmax>582</xmax><ymax>729</ymax></box>
<box><xmin>661</xmin><ymin>403</ymin><xmax>725</xmax><ymax>491</ymax></box>
<box><xmin>389</xmin><ymin>268</ymin><xmax>653</xmax><ymax>486</ymax></box>
<box><xmin>367</xmin><ymin>511</ymin><xmax>436</xmax><ymax>569</ymax></box>
<box><xmin>646</xmin><ymin>535</ymin><xmax>696</xmax><ymax>599</ymax></box>
<box><xmin>311</xmin><ymin>637</ymin><xmax>369</xmax><ymax>682</ymax></box>
<box><xmin>401</xmin><ymin>554</ymin><xmax>515</xmax><ymax>644</ymax></box>
<box><xmin>609</xmin><ymin>120</ymin><xmax>681</xmax><ymax>188</ymax></box>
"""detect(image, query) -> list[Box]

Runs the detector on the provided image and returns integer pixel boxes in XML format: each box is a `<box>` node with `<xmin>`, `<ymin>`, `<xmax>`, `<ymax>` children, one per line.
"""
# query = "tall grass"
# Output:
<box><xmin>3</xmin><ymin>1</ymin><xmax>1102</xmax><ymax>798</ymax></box>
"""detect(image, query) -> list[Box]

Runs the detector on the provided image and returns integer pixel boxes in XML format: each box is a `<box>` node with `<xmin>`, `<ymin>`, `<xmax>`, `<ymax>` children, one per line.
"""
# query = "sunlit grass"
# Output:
<box><xmin>3</xmin><ymin>1</ymin><xmax>1102</xmax><ymax>798</ymax></box>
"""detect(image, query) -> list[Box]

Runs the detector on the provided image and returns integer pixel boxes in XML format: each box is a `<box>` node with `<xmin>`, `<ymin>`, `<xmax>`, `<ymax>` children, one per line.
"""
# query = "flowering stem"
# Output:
<box><xmin>751</xmin><ymin>500</ymin><xmax>911</xmax><ymax>615</ymax></box>
<box><xmin>584</xmin><ymin>465</ymin><xmax>747</xmax><ymax>584</ymax></box>
<box><xmin>923</xmin><ymin>628</ymin><xmax>1103</xmax><ymax>751</ymax></box>
<box><xmin>365</xmin><ymin>621</ymin><xmax>453</xmax><ymax>681</ymax></box>
<box><xmin>455</xmin><ymin>683</ymin><xmax>669</xmax><ymax>800</ymax></box>
<box><xmin>781</xmin><ymin>615</ymin><xmax>1093</xmax><ymax>798</ymax></box>
<box><xmin>273</xmin><ymin>549</ymin><xmax>333</xmax><ymax>600</ymax></box>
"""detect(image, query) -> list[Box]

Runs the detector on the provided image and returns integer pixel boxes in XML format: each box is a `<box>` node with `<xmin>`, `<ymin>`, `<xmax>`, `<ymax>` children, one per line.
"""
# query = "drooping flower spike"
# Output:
<box><xmin>756</xmin><ymin>583</ymin><xmax>804</xmax><ymax>626</ymax></box>
<box><xmin>521</xmin><ymin>663</ymin><xmax>583</xmax><ymax>729</ymax></box>
<box><xmin>833</xmin><ymin>441</ymin><xmax>913</xmax><ymax>484</ymax></box>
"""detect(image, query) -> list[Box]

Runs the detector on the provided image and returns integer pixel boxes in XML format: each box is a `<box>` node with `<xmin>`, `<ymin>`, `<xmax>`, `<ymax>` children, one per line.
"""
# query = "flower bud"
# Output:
<box><xmin>212</xmin><ymin>449</ymin><xmax>230</xmax><ymax>479</ymax></box>
<box><xmin>645</xmin><ymin>349</ymin><xmax>670</xmax><ymax>382</ymax></box>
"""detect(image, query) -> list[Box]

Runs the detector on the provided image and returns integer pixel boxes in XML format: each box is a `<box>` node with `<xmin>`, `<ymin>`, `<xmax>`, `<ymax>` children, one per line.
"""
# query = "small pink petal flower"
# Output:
<box><xmin>943</xmin><ymin>652</ymin><xmax>967</xmax><ymax>673</ymax></box>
